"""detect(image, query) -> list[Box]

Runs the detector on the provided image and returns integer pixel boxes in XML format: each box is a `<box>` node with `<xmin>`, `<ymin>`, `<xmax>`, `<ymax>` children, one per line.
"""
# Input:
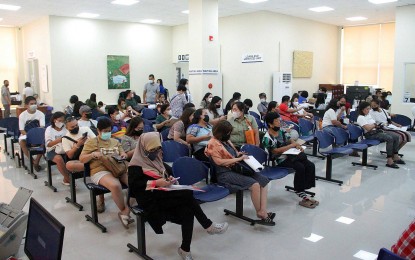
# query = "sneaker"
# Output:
<box><xmin>34</xmin><ymin>164</ymin><xmax>42</xmax><ymax>172</ymax></box>
<box><xmin>178</xmin><ymin>247</ymin><xmax>194</xmax><ymax>260</ymax></box>
<box><xmin>118</xmin><ymin>212</ymin><xmax>134</xmax><ymax>229</ymax></box>
<box><xmin>97</xmin><ymin>202</ymin><xmax>105</xmax><ymax>213</ymax></box>
<box><xmin>207</xmin><ymin>222</ymin><xmax>228</xmax><ymax>235</ymax></box>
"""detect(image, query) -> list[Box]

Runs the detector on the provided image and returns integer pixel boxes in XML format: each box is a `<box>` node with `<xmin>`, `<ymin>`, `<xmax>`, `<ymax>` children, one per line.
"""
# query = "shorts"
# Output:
<box><xmin>91</xmin><ymin>170</ymin><xmax>112</xmax><ymax>185</ymax></box>
<box><xmin>46</xmin><ymin>150</ymin><xmax>65</xmax><ymax>161</ymax></box>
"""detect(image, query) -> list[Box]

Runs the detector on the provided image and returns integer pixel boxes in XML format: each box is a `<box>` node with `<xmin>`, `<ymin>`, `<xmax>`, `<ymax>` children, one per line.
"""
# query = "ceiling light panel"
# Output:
<box><xmin>0</xmin><ymin>4</ymin><xmax>21</xmax><ymax>11</ymax></box>
<box><xmin>140</xmin><ymin>19</ymin><xmax>161</xmax><ymax>24</ymax></box>
<box><xmin>346</xmin><ymin>16</ymin><xmax>368</xmax><ymax>21</ymax></box>
<box><xmin>77</xmin><ymin>13</ymin><xmax>100</xmax><ymax>18</ymax></box>
<box><xmin>309</xmin><ymin>6</ymin><xmax>334</xmax><ymax>12</ymax></box>
<box><xmin>182</xmin><ymin>10</ymin><xmax>189</xmax><ymax>14</ymax></box>
<box><xmin>368</xmin><ymin>0</ymin><xmax>398</xmax><ymax>4</ymax></box>
<box><xmin>240</xmin><ymin>0</ymin><xmax>268</xmax><ymax>3</ymax></box>
<box><xmin>111</xmin><ymin>0</ymin><xmax>139</xmax><ymax>6</ymax></box>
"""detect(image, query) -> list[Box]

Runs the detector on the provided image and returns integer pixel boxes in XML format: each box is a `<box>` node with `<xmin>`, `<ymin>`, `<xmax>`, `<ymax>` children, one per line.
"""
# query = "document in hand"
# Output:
<box><xmin>384</xmin><ymin>125</ymin><xmax>408</xmax><ymax>131</ymax></box>
<box><xmin>295</xmin><ymin>139</ymin><xmax>306</xmax><ymax>145</ymax></box>
<box><xmin>153</xmin><ymin>185</ymin><xmax>206</xmax><ymax>192</ymax></box>
<box><xmin>243</xmin><ymin>156</ymin><xmax>264</xmax><ymax>172</ymax></box>
<box><xmin>282</xmin><ymin>146</ymin><xmax>307</xmax><ymax>155</ymax></box>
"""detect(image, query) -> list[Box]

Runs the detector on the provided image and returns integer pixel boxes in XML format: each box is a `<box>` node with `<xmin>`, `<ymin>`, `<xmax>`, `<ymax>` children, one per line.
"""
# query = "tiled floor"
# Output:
<box><xmin>1</xmin><ymin>136</ymin><xmax>414</xmax><ymax>260</ymax></box>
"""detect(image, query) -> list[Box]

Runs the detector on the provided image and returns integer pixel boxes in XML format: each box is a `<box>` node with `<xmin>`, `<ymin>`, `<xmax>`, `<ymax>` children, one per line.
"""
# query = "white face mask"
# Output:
<box><xmin>293</xmin><ymin>102</ymin><xmax>299</xmax><ymax>106</ymax></box>
<box><xmin>232</xmin><ymin>111</ymin><xmax>241</xmax><ymax>119</ymax></box>
<box><xmin>149</xmin><ymin>80</ymin><xmax>154</xmax><ymax>84</ymax></box>
<box><xmin>167</xmin><ymin>110</ymin><xmax>172</xmax><ymax>116</ymax></box>
<box><xmin>55</xmin><ymin>121</ymin><xmax>64</xmax><ymax>129</ymax></box>
<box><xmin>207</xmin><ymin>97</ymin><xmax>212</xmax><ymax>103</ymax></box>
<box><xmin>131</xmin><ymin>93</ymin><xmax>135</xmax><ymax>97</ymax></box>
<box><xmin>115</xmin><ymin>114</ymin><xmax>121</xmax><ymax>121</ymax></box>
<box><xmin>260</xmin><ymin>98</ymin><xmax>266</xmax><ymax>103</ymax></box>
<box><xmin>29</xmin><ymin>104</ymin><xmax>37</xmax><ymax>112</ymax></box>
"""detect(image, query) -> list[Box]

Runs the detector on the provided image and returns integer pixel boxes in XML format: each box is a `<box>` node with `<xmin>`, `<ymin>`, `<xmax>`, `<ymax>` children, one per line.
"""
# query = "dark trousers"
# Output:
<box><xmin>279</xmin><ymin>158</ymin><xmax>316</xmax><ymax>192</ymax></box>
<box><xmin>3</xmin><ymin>104</ymin><xmax>10</xmax><ymax>118</ymax></box>
<box><xmin>366</xmin><ymin>131</ymin><xmax>400</xmax><ymax>157</ymax></box>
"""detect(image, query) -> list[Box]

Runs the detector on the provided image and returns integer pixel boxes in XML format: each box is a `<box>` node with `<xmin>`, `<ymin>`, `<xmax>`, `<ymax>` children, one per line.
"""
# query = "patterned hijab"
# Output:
<box><xmin>129</xmin><ymin>132</ymin><xmax>166</xmax><ymax>178</ymax></box>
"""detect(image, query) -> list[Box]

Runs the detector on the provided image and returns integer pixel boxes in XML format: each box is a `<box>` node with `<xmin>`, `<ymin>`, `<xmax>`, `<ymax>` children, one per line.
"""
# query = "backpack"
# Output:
<box><xmin>24</xmin><ymin>119</ymin><xmax>40</xmax><ymax>133</ymax></box>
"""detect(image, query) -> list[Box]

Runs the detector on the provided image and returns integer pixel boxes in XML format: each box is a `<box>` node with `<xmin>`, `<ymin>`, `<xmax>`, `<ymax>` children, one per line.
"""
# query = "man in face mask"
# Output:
<box><xmin>18</xmin><ymin>96</ymin><xmax>46</xmax><ymax>172</ymax></box>
<box><xmin>78</xmin><ymin>105</ymin><xmax>98</xmax><ymax>131</ymax></box>
<box><xmin>143</xmin><ymin>74</ymin><xmax>160</xmax><ymax>104</ymax></box>
<box><xmin>257</xmin><ymin>93</ymin><xmax>269</xmax><ymax>117</ymax></box>
<box><xmin>1</xmin><ymin>80</ymin><xmax>11</xmax><ymax>118</ymax></box>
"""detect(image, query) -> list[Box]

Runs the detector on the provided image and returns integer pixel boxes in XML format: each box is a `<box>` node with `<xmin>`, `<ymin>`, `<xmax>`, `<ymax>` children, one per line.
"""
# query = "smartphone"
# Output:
<box><xmin>112</xmin><ymin>154</ymin><xmax>125</xmax><ymax>162</ymax></box>
<box><xmin>82</xmin><ymin>132</ymin><xmax>88</xmax><ymax>138</ymax></box>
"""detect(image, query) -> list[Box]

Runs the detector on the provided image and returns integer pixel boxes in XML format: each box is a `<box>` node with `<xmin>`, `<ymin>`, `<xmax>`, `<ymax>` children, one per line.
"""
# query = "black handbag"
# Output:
<box><xmin>231</xmin><ymin>161</ymin><xmax>255</xmax><ymax>176</ymax></box>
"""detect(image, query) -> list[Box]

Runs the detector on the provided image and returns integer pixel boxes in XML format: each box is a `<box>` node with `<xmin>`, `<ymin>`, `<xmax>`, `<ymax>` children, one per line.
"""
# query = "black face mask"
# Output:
<box><xmin>215</xmin><ymin>104</ymin><xmax>221</xmax><ymax>108</ymax></box>
<box><xmin>203</xmin><ymin>115</ymin><xmax>209</xmax><ymax>122</ymax></box>
<box><xmin>85</xmin><ymin>113</ymin><xmax>92</xmax><ymax>119</ymax></box>
<box><xmin>134</xmin><ymin>129</ymin><xmax>143</xmax><ymax>136</ymax></box>
<box><xmin>69</xmin><ymin>126</ymin><xmax>79</xmax><ymax>135</ymax></box>
<box><xmin>222</xmin><ymin>132</ymin><xmax>231</xmax><ymax>142</ymax></box>
<box><xmin>272</xmin><ymin>126</ymin><xmax>280</xmax><ymax>132</ymax></box>
<box><xmin>146</xmin><ymin>150</ymin><xmax>159</xmax><ymax>161</ymax></box>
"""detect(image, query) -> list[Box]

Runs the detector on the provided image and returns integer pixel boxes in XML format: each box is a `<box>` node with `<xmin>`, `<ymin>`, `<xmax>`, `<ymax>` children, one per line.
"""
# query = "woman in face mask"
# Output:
<box><xmin>205</xmin><ymin>120</ymin><xmax>274</xmax><ymax>225</ymax></box>
<box><xmin>45</xmin><ymin>111</ymin><xmax>71</xmax><ymax>185</ymax></box>
<box><xmin>80</xmin><ymin>118</ymin><xmax>132</xmax><ymax>228</ymax></box>
<box><xmin>117</xmin><ymin>97</ymin><xmax>139</xmax><ymax>124</ymax></box>
<box><xmin>155</xmin><ymin>104</ymin><xmax>175</xmax><ymax>132</ymax></box>
<box><xmin>290</xmin><ymin>93</ymin><xmax>313</xmax><ymax>120</ymax></box>
<box><xmin>128</xmin><ymin>132</ymin><xmax>228</xmax><ymax>260</ymax></box>
<box><xmin>227</xmin><ymin>101</ymin><xmax>260</xmax><ymax>149</ymax></box>
<box><xmin>207</xmin><ymin>96</ymin><xmax>226</xmax><ymax>125</ymax></box>
<box><xmin>186</xmin><ymin>109</ymin><xmax>212</xmax><ymax>162</ymax></box>
<box><xmin>200</xmin><ymin>92</ymin><xmax>212</xmax><ymax>109</ymax></box>
<box><xmin>262</xmin><ymin>112</ymin><xmax>318</xmax><ymax>209</ymax></box>
<box><xmin>108</xmin><ymin>106</ymin><xmax>127</xmax><ymax>133</ymax></box>
<box><xmin>121</xmin><ymin>116</ymin><xmax>145</xmax><ymax>159</ymax></box>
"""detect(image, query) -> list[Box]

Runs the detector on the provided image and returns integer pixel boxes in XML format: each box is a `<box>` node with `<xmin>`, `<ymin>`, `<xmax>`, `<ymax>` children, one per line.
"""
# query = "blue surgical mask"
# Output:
<box><xmin>101</xmin><ymin>132</ymin><xmax>111</xmax><ymax>140</ymax></box>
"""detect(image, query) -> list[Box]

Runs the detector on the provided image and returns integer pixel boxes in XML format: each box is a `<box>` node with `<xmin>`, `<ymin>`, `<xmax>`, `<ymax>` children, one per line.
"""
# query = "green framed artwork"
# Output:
<box><xmin>107</xmin><ymin>55</ymin><xmax>130</xmax><ymax>89</ymax></box>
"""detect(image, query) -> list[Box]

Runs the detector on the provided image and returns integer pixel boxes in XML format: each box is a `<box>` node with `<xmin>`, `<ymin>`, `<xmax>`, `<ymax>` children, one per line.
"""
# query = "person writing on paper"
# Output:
<box><xmin>227</xmin><ymin>101</ymin><xmax>260</xmax><ymax>149</ymax></box>
<box><xmin>357</xmin><ymin>102</ymin><xmax>404</xmax><ymax>169</ymax></box>
<box><xmin>128</xmin><ymin>132</ymin><xmax>228</xmax><ymax>260</ymax></box>
<box><xmin>205</xmin><ymin>120</ymin><xmax>275</xmax><ymax>226</ymax></box>
<box><xmin>369</xmin><ymin>99</ymin><xmax>410</xmax><ymax>151</ymax></box>
<box><xmin>262</xmin><ymin>112</ymin><xmax>318</xmax><ymax>209</ymax></box>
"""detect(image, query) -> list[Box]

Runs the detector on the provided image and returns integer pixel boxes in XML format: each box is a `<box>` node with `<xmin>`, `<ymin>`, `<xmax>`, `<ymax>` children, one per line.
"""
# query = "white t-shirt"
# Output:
<box><xmin>322</xmin><ymin>108</ymin><xmax>337</xmax><ymax>128</ymax></box>
<box><xmin>78</xmin><ymin>119</ymin><xmax>97</xmax><ymax>128</ymax></box>
<box><xmin>62</xmin><ymin>127</ymin><xmax>96</xmax><ymax>153</ymax></box>
<box><xmin>45</xmin><ymin>126</ymin><xmax>67</xmax><ymax>153</ymax></box>
<box><xmin>357</xmin><ymin>114</ymin><xmax>376</xmax><ymax>133</ymax></box>
<box><xmin>18</xmin><ymin>110</ymin><xmax>45</xmax><ymax>131</ymax></box>
<box><xmin>23</xmin><ymin>87</ymin><xmax>34</xmax><ymax>98</ymax></box>
<box><xmin>207</xmin><ymin>108</ymin><xmax>224</xmax><ymax>120</ymax></box>
<box><xmin>369</xmin><ymin>108</ymin><xmax>390</xmax><ymax>124</ymax></box>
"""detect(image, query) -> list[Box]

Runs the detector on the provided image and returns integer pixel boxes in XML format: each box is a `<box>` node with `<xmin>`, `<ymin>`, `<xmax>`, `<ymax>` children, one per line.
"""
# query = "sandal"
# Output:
<box><xmin>394</xmin><ymin>159</ymin><xmax>405</xmax><ymax>165</ymax></box>
<box><xmin>267</xmin><ymin>212</ymin><xmax>276</xmax><ymax>220</ymax></box>
<box><xmin>385</xmin><ymin>163</ymin><xmax>399</xmax><ymax>169</ymax></box>
<box><xmin>308</xmin><ymin>198</ymin><xmax>319</xmax><ymax>206</ymax></box>
<box><xmin>299</xmin><ymin>199</ymin><xmax>316</xmax><ymax>209</ymax></box>
<box><xmin>256</xmin><ymin>216</ymin><xmax>275</xmax><ymax>226</ymax></box>
<box><xmin>118</xmin><ymin>212</ymin><xmax>134</xmax><ymax>229</ymax></box>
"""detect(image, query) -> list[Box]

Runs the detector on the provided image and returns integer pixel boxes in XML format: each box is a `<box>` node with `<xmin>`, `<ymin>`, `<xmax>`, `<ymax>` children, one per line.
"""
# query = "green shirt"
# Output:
<box><xmin>125</xmin><ymin>98</ymin><xmax>138</xmax><ymax>108</ymax></box>
<box><xmin>155</xmin><ymin>114</ymin><xmax>171</xmax><ymax>132</ymax></box>
<box><xmin>227</xmin><ymin>114</ymin><xmax>258</xmax><ymax>147</ymax></box>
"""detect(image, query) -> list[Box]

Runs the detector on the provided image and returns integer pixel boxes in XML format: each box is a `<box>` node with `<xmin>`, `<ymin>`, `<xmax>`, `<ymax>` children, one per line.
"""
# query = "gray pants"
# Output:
<box><xmin>366</xmin><ymin>131</ymin><xmax>400</xmax><ymax>158</ymax></box>
<box><xmin>3</xmin><ymin>104</ymin><xmax>10</xmax><ymax>118</ymax></box>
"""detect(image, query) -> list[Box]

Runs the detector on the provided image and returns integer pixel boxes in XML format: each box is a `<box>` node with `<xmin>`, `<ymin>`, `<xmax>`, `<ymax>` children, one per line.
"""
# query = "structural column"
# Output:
<box><xmin>188</xmin><ymin>0</ymin><xmax>221</xmax><ymax>105</ymax></box>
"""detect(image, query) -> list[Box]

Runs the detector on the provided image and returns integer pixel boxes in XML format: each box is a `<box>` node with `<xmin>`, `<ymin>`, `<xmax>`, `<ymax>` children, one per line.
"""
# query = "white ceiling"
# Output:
<box><xmin>1</xmin><ymin>0</ymin><xmax>415</xmax><ymax>27</ymax></box>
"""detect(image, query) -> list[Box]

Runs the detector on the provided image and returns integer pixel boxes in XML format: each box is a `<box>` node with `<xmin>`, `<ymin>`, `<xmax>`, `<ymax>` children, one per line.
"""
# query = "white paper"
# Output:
<box><xmin>295</xmin><ymin>139</ymin><xmax>306</xmax><ymax>145</ymax></box>
<box><xmin>384</xmin><ymin>125</ymin><xmax>408</xmax><ymax>131</ymax></box>
<box><xmin>154</xmin><ymin>185</ymin><xmax>205</xmax><ymax>192</ymax></box>
<box><xmin>243</xmin><ymin>155</ymin><xmax>264</xmax><ymax>172</ymax></box>
<box><xmin>283</xmin><ymin>146</ymin><xmax>306</xmax><ymax>155</ymax></box>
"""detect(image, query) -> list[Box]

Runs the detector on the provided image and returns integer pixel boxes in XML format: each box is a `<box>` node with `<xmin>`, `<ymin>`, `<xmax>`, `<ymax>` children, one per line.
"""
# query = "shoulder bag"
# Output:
<box><xmin>96</xmin><ymin>138</ymin><xmax>127</xmax><ymax>178</ymax></box>
<box><xmin>244</xmin><ymin>118</ymin><xmax>256</xmax><ymax>145</ymax></box>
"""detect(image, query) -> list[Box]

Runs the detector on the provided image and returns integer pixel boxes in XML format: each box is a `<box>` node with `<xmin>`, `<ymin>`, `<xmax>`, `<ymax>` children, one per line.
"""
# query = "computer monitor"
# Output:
<box><xmin>345</xmin><ymin>86</ymin><xmax>371</xmax><ymax>104</ymax></box>
<box><xmin>24</xmin><ymin>198</ymin><xmax>65</xmax><ymax>260</ymax></box>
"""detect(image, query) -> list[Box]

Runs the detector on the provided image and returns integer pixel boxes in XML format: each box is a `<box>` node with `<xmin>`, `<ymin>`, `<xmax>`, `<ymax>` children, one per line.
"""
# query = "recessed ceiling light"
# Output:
<box><xmin>77</xmin><ymin>13</ymin><xmax>100</xmax><ymax>18</ymax></box>
<box><xmin>0</xmin><ymin>4</ymin><xmax>21</xmax><ymax>11</ymax></box>
<box><xmin>240</xmin><ymin>0</ymin><xmax>268</xmax><ymax>3</ymax></box>
<box><xmin>182</xmin><ymin>10</ymin><xmax>189</xmax><ymax>14</ymax></box>
<box><xmin>368</xmin><ymin>0</ymin><xmax>398</xmax><ymax>4</ymax></box>
<box><xmin>309</xmin><ymin>6</ymin><xmax>334</xmax><ymax>12</ymax></box>
<box><xmin>346</xmin><ymin>16</ymin><xmax>368</xmax><ymax>21</ymax></box>
<box><xmin>140</xmin><ymin>19</ymin><xmax>161</xmax><ymax>24</ymax></box>
<box><xmin>111</xmin><ymin>0</ymin><xmax>139</xmax><ymax>6</ymax></box>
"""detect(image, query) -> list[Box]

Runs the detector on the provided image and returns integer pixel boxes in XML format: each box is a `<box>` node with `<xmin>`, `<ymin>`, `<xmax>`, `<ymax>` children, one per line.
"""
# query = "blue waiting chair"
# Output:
<box><xmin>254</xmin><ymin>117</ymin><xmax>266</xmax><ymax>131</ymax></box>
<box><xmin>392</xmin><ymin>114</ymin><xmax>412</xmax><ymax>127</ymax></box>
<box><xmin>377</xmin><ymin>248</ymin><xmax>405</xmax><ymax>260</ymax></box>
<box><xmin>160</xmin><ymin>127</ymin><xmax>170</xmax><ymax>141</ymax></box>
<box><xmin>249</xmin><ymin>111</ymin><xmax>261</xmax><ymax>120</ymax></box>
<box><xmin>315</xmin><ymin>130</ymin><xmax>354</xmax><ymax>185</ymax></box>
<box><xmin>349</xmin><ymin>110</ymin><xmax>358</xmax><ymax>123</ymax></box>
<box><xmin>298</xmin><ymin>118</ymin><xmax>324</xmax><ymax>159</ymax></box>
<box><xmin>22</xmin><ymin>127</ymin><xmax>46</xmax><ymax>179</ymax></box>
<box><xmin>172</xmin><ymin>157</ymin><xmax>230</xmax><ymax>202</ymax></box>
<box><xmin>161</xmin><ymin>141</ymin><xmax>190</xmax><ymax>164</ymax></box>
<box><xmin>0</xmin><ymin>117</ymin><xmax>20</xmax><ymax>159</ymax></box>
<box><xmin>142</xmin><ymin>108</ymin><xmax>157</xmax><ymax>122</ymax></box>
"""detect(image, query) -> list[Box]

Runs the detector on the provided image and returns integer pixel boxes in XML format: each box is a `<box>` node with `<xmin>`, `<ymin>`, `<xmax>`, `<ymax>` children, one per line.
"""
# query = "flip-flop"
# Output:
<box><xmin>308</xmin><ymin>198</ymin><xmax>319</xmax><ymax>206</ymax></box>
<box><xmin>299</xmin><ymin>199</ymin><xmax>316</xmax><ymax>209</ymax></box>
<box><xmin>394</xmin><ymin>159</ymin><xmax>405</xmax><ymax>165</ymax></box>
<box><xmin>385</xmin><ymin>163</ymin><xmax>399</xmax><ymax>169</ymax></box>
<box><xmin>255</xmin><ymin>216</ymin><xmax>276</xmax><ymax>226</ymax></box>
<box><xmin>118</xmin><ymin>212</ymin><xmax>134</xmax><ymax>229</ymax></box>
<box><xmin>267</xmin><ymin>212</ymin><xmax>276</xmax><ymax>220</ymax></box>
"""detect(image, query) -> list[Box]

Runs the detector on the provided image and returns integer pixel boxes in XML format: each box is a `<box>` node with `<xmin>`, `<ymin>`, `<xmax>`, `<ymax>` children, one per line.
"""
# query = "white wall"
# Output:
<box><xmin>48</xmin><ymin>16</ymin><xmax>175</xmax><ymax>111</ymax></box>
<box><xmin>0</xmin><ymin>27</ymin><xmax>19</xmax><ymax>92</ymax></box>
<box><xmin>172</xmin><ymin>11</ymin><xmax>339</xmax><ymax>107</ymax></box>
<box><xmin>392</xmin><ymin>5</ymin><xmax>415</xmax><ymax>118</ymax></box>
<box><xmin>20</xmin><ymin>16</ymin><xmax>53</xmax><ymax>105</ymax></box>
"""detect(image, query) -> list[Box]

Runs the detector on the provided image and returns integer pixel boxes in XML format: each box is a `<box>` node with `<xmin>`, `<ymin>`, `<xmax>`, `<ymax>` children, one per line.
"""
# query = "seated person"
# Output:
<box><xmin>45</xmin><ymin>111</ymin><xmax>70</xmax><ymax>185</ymax></box>
<box><xmin>279</xmin><ymin>95</ymin><xmax>302</xmax><ymax>123</ymax></box>
<box><xmin>77</xmin><ymin>105</ymin><xmax>98</xmax><ymax>132</ymax></box>
<box><xmin>158</xmin><ymin>93</ymin><xmax>169</xmax><ymax>105</ymax></box>
<box><xmin>338</xmin><ymin>95</ymin><xmax>351</xmax><ymax>116</ymax></box>
<box><xmin>124</xmin><ymin>90</ymin><xmax>141</xmax><ymax>113</ymax></box>
<box><xmin>357</xmin><ymin>101</ymin><xmax>404</xmax><ymax>169</ymax></box>
<box><xmin>97</xmin><ymin>101</ymin><xmax>106</xmax><ymax>114</ymax></box>
<box><xmin>108</xmin><ymin>106</ymin><xmax>127</xmax><ymax>133</ymax></box>
<box><xmin>18</xmin><ymin>96</ymin><xmax>45</xmax><ymax>172</ymax></box>
<box><xmin>370</xmin><ymin>99</ymin><xmax>410</xmax><ymax>151</ymax></box>
<box><xmin>262</xmin><ymin>112</ymin><xmax>318</xmax><ymax>208</ymax></box>
<box><xmin>167</xmin><ymin>108</ymin><xmax>195</xmax><ymax>146</ymax></box>
<box><xmin>155</xmin><ymin>104</ymin><xmax>175</xmax><ymax>132</ymax></box>
<box><xmin>128</xmin><ymin>132</ymin><xmax>228</xmax><ymax>260</ymax></box>
<box><xmin>121</xmin><ymin>117</ymin><xmax>144</xmax><ymax>159</ymax></box>
<box><xmin>266</xmin><ymin>101</ymin><xmax>279</xmax><ymax>115</ymax></box>
<box><xmin>379</xmin><ymin>91</ymin><xmax>391</xmax><ymax>110</ymax></box>
<box><xmin>225</xmin><ymin>92</ymin><xmax>241</xmax><ymax>115</ymax></box>
<box><xmin>207</xmin><ymin>96</ymin><xmax>226</xmax><ymax>125</ymax></box>
<box><xmin>80</xmin><ymin>118</ymin><xmax>133</xmax><ymax>228</ymax></box>
<box><xmin>64</xmin><ymin>95</ymin><xmax>78</xmax><ymax>115</ymax></box>
<box><xmin>322</xmin><ymin>99</ymin><xmax>348</xmax><ymax>130</ymax></box>
<box><xmin>186</xmin><ymin>108</ymin><xmax>212</xmax><ymax>162</ymax></box>
<box><xmin>257</xmin><ymin>93</ymin><xmax>269</xmax><ymax>117</ymax></box>
<box><xmin>314</xmin><ymin>93</ymin><xmax>327</xmax><ymax>110</ymax></box>
<box><xmin>298</xmin><ymin>91</ymin><xmax>308</xmax><ymax>104</ymax></box>
<box><xmin>205</xmin><ymin>120</ymin><xmax>275</xmax><ymax>225</ymax></box>
<box><xmin>72</xmin><ymin>101</ymin><xmax>84</xmax><ymax>118</ymax></box>
<box><xmin>200</xmin><ymin>92</ymin><xmax>212</xmax><ymax>109</ymax></box>
<box><xmin>117</xmin><ymin>97</ymin><xmax>139</xmax><ymax>123</ymax></box>
<box><xmin>227</xmin><ymin>101</ymin><xmax>260</xmax><ymax>148</ymax></box>
<box><xmin>391</xmin><ymin>219</ymin><xmax>415</xmax><ymax>259</ymax></box>
<box><xmin>85</xmin><ymin>93</ymin><xmax>99</xmax><ymax>111</ymax></box>
<box><xmin>289</xmin><ymin>94</ymin><xmax>313</xmax><ymax>120</ymax></box>
<box><xmin>243</xmin><ymin>99</ymin><xmax>253</xmax><ymax>114</ymax></box>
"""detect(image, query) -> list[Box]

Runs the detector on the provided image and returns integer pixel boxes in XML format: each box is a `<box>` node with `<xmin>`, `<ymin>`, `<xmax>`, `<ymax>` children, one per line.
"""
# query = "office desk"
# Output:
<box><xmin>15</xmin><ymin>106</ymin><xmax>48</xmax><ymax>118</ymax></box>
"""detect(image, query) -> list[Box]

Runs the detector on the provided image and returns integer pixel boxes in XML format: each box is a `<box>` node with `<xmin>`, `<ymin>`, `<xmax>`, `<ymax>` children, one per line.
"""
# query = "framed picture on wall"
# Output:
<box><xmin>107</xmin><ymin>55</ymin><xmax>130</xmax><ymax>89</ymax></box>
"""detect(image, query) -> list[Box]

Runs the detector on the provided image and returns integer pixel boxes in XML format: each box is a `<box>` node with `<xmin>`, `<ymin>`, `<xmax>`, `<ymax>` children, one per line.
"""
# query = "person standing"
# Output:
<box><xmin>143</xmin><ymin>74</ymin><xmax>160</xmax><ymax>104</ymax></box>
<box><xmin>1</xmin><ymin>80</ymin><xmax>11</xmax><ymax>118</ymax></box>
<box><xmin>22</xmin><ymin>82</ymin><xmax>34</xmax><ymax>100</ymax></box>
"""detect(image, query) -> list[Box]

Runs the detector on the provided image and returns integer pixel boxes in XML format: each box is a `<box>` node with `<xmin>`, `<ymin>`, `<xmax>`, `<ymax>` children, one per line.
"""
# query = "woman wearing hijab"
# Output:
<box><xmin>128</xmin><ymin>132</ymin><xmax>228</xmax><ymax>260</ymax></box>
